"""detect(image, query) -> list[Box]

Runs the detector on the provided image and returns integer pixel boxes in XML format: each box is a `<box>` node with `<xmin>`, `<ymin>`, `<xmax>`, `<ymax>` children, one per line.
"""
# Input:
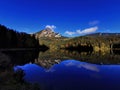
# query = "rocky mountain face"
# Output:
<box><xmin>35</xmin><ymin>29</ymin><xmax>62</xmax><ymax>38</ymax></box>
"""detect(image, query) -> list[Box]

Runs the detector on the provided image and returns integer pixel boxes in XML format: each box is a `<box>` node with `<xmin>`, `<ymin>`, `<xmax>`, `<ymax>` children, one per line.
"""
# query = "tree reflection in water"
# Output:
<box><xmin>0</xmin><ymin>49</ymin><xmax>120</xmax><ymax>90</ymax></box>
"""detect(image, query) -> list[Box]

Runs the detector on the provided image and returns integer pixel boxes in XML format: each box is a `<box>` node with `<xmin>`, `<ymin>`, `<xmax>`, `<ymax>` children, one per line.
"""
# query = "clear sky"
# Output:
<box><xmin>0</xmin><ymin>0</ymin><xmax>120</xmax><ymax>37</ymax></box>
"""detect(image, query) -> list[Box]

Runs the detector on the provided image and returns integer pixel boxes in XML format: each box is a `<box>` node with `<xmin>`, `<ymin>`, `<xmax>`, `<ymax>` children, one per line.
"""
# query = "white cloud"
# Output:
<box><xmin>76</xmin><ymin>26</ymin><xmax>98</xmax><ymax>34</ymax></box>
<box><xmin>65</xmin><ymin>31</ymin><xmax>76</xmax><ymax>36</ymax></box>
<box><xmin>45</xmin><ymin>25</ymin><xmax>56</xmax><ymax>31</ymax></box>
<box><xmin>89</xmin><ymin>20</ymin><xmax>99</xmax><ymax>26</ymax></box>
<box><xmin>78</xmin><ymin>64</ymin><xmax>99</xmax><ymax>72</ymax></box>
<box><xmin>64</xmin><ymin>60</ymin><xmax>99</xmax><ymax>72</ymax></box>
<box><xmin>65</xmin><ymin>61</ymin><xmax>75</xmax><ymax>66</ymax></box>
<box><xmin>64</xmin><ymin>26</ymin><xmax>98</xmax><ymax>36</ymax></box>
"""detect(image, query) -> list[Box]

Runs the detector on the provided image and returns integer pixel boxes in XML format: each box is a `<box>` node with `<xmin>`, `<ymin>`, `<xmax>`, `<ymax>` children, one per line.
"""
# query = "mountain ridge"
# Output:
<box><xmin>85</xmin><ymin>32</ymin><xmax>120</xmax><ymax>37</ymax></box>
<box><xmin>35</xmin><ymin>29</ymin><xmax>62</xmax><ymax>39</ymax></box>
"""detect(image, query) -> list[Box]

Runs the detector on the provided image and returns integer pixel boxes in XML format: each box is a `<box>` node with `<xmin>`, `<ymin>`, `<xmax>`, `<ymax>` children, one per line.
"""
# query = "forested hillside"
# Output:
<box><xmin>60</xmin><ymin>35</ymin><xmax>120</xmax><ymax>52</ymax></box>
<box><xmin>0</xmin><ymin>24</ymin><xmax>40</xmax><ymax>48</ymax></box>
<box><xmin>36</xmin><ymin>32</ymin><xmax>120</xmax><ymax>52</ymax></box>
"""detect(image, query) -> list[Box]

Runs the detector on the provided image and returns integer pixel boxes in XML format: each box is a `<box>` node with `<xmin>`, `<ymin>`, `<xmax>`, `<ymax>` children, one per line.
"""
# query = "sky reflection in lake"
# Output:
<box><xmin>14</xmin><ymin>60</ymin><xmax>120</xmax><ymax>90</ymax></box>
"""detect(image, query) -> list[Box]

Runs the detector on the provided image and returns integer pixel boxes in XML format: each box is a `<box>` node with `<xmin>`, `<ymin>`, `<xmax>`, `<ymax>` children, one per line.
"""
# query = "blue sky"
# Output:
<box><xmin>0</xmin><ymin>0</ymin><xmax>120</xmax><ymax>37</ymax></box>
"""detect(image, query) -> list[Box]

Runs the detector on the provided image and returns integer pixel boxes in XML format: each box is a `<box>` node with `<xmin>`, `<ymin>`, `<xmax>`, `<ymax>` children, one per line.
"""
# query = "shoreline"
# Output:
<box><xmin>0</xmin><ymin>48</ymin><xmax>46</xmax><ymax>51</ymax></box>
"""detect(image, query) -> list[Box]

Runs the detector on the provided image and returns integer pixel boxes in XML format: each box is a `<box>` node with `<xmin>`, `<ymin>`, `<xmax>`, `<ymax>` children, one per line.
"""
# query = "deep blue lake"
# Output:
<box><xmin>14</xmin><ymin>60</ymin><xmax>120</xmax><ymax>90</ymax></box>
<box><xmin>1</xmin><ymin>50</ymin><xmax>120</xmax><ymax>90</ymax></box>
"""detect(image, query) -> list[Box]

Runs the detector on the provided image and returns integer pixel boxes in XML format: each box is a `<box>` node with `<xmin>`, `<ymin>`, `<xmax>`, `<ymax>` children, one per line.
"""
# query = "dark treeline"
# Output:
<box><xmin>63</xmin><ymin>43</ymin><xmax>93</xmax><ymax>52</ymax></box>
<box><xmin>0</xmin><ymin>24</ymin><xmax>40</xmax><ymax>48</ymax></box>
<box><xmin>2</xmin><ymin>50</ymin><xmax>39</xmax><ymax>65</ymax></box>
<box><xmin>113</xmin><ymin>44</ymin><xmax>120</xmax><ymax>49</ymax></box>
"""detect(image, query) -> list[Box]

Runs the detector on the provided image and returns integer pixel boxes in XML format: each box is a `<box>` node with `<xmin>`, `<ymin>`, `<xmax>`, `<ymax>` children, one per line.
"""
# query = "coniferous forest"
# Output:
<box><xmin>0</xmin><ymin>24</ymin><xmax>48</xmax><ymax>90</ymax></box>
<box><xmin>0</xmin><ymin>24</ymin><xmax>41</xmax><ymax>49</ymax></box>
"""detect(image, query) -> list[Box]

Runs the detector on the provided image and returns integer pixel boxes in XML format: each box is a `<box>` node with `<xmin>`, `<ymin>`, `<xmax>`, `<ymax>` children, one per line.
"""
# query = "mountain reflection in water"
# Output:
<box><xmin>14</xmin><ymin>60</ymin><xmax>120</xmax><ymax>90</ymax></box>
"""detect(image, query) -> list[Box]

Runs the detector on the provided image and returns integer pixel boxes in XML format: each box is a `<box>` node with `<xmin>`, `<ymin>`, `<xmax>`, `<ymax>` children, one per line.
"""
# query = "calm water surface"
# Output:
<box><xmin>1</xmin><ymin>50</ymin><xmax>120</xmax><ymax>90</ymax></box>
<box><xmin>15</xmin><ymin>60</ymin><xmax>120</xmax><ymax>90</ymax></box>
